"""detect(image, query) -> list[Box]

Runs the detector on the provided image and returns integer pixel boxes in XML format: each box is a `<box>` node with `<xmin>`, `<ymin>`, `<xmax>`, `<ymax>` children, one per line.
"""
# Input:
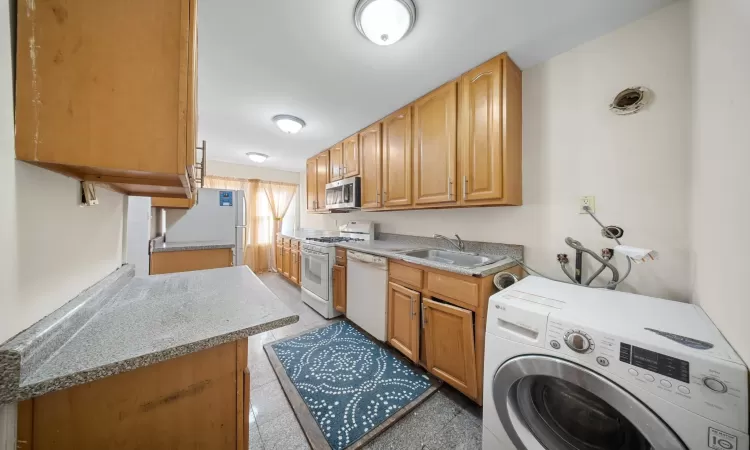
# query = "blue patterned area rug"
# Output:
<box><xmin>265</xmin><ymin>321</ymin><xmax>439</xmax><ymax>450</ymax></box>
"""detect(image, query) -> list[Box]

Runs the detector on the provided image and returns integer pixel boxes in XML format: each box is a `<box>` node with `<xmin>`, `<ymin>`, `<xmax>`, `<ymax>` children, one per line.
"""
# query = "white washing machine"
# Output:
<box><xmin>482</xmin><ymin>276</ymin><xmax>749</xmax><ymax>450</ymax></box>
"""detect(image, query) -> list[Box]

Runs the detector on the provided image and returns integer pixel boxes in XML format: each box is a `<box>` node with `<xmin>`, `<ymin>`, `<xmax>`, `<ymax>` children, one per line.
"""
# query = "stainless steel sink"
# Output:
<box><xmin>398</xmin><ymin>249</ymin><xmax>503</xmax><ymax>268</ymax></box>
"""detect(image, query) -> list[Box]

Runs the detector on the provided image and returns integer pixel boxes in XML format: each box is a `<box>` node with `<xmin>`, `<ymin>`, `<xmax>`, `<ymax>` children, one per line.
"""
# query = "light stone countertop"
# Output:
<box><xmin>277</xmin><ymin>230</ymin><xmax>339</xmax><ymax>240</ymax></box>
<box><xmin>277</xmin><ymin>230</ymin><xmax>523</xmax><ymax>277</ymax></box>
<box><xmin>0</xmin><ymin>265</ymin><xmax>298</xmax><ymax>403</ymax></box>
<box><xmin>336</xmin><ymin>240</ymin><xmax>519</xmax><ymax>277</ymax></box>
<box><xmin>151</xmin><ymin>240</ymin><xmax>235</xmax><ymax>253</ymax></box>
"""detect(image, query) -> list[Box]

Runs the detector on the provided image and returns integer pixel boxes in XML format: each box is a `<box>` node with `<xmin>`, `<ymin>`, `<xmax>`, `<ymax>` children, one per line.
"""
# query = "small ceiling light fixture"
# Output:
<box><xmin>246</xmin><ymin>152</ymin><xmax>268</xmax><ymax>163</ymax></box>
<box><xmin>272</xmin><ymin>114</ymin><xmax>306</xmax><ymax>134</ymax></box>
<box><xmin>354</xmin><ymin>0</ymin><xmax>416</xmax><ymax>46</ymax></box>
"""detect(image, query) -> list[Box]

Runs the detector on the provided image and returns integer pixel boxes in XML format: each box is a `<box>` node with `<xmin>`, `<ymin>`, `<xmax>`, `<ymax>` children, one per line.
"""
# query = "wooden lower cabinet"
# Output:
<box><xmin>17</xmin><ymin>340</ymin><xmax>249</xmax><ymax>450</ymax></box>
<box><xmin>275</xmin><ymin>243</ymin><xmax>283</xmax><ymax>273</ymax></box>
<box><xmin>276</xmin><ymin>236</ymin><xmax>302</xmax><ymax>287</ymax></box>
<box><xmin>291</xmin><ymin>250</ymin><xmax>300</xmax><ymax>285</ymax></box>
<box><xmin>332</xmin><ymin>264</ymin><xmax>346</xmax><ymax>314</ymax></box>
<box><xmin>422</xmin><ymin>298</ymin><xmax>478</xmax><ymax>399</ymax></box>
<box><xmin>385</xmin><ymin>260</ymin><xmax>521</xmax><ymax>404</ymax></box>
<box><xmin>282</xmin><ymin>248</ymin><xmax>291</xmax><ymax>277</ymax></box>
<box><xmin>149</xmin><ymin>248</ymin><xmax>233</xmax><ymax>275</ymax></box>
<box><xmin>387</xmin><ymin>282</ymin><xmax>420</xmax><ymax>363</ymax></box>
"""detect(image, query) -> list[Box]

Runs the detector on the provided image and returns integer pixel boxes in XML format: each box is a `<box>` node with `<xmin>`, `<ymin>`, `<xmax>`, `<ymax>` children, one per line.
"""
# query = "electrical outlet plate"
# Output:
<box><xmin>580</xmin><ymin>196</ymin><xmax>595</xmax><ymax>214</ymax></box>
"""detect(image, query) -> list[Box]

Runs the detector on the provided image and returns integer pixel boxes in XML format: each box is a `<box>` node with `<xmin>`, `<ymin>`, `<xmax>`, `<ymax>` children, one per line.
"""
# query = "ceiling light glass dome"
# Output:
<box><xmin>272</xmin><ymin>115</ymin><xmax>306</xmax><ymax>134</ymax></box>
<box><xmin>246</xmin><ymin>152</ymin><xmax>268</xmax><ymax>163</ymax></box>
<box><xmin>354</xmin><ymin>0</ymin><xmax>416</xmax><ymax>46</ymax></box>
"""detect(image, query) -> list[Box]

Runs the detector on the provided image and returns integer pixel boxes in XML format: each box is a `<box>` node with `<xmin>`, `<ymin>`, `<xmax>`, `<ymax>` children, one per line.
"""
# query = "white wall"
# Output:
<box><xmin>302</xmin><ymin>2</ymin><xmax>692</xmax><ymax>301</ymax></box>
<box><xmin>690</xmin><ymin>0</ymin><xmax>750</xmax><ymax>364</ymax></box>
<box><xmin>208</xmin><ymin>159</ymin><xmax>301</xmax><ymax>184</ymax></box>
<box><xmin>206</xmin><ymin>159</ymin><xmax>301</xmax><ymax>231</ymax></box>
<box><xmin>0</xmin><ymin>5</ymin><xmax>125</xmax><ymax>345</ymax></box>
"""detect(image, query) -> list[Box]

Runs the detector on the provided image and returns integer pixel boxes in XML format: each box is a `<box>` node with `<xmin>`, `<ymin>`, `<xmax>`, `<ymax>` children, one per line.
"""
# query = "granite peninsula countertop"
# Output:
<box><xmin>151</xmin><ymin>240</ymin><xmax>235</xmax><ymax>253</ymax></box>
<box><xmin>0</xmin><ymin>265</ymin><xmax>298</xmax><ymax>403</ymax></box>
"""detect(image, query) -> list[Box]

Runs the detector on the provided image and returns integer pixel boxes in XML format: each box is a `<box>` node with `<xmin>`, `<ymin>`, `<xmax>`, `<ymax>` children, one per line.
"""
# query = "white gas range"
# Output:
<box><xmin>300</xmin><ymin>221</ymin><xmax>374</xmax><ymax>319</ymax></box>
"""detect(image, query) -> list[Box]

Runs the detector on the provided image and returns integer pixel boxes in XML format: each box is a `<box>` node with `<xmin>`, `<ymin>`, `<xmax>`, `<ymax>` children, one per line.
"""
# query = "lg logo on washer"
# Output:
<box><xmin>709</xmin><ymin>427</ymin><xmax>738</xmax><ymax>450</ymax></box>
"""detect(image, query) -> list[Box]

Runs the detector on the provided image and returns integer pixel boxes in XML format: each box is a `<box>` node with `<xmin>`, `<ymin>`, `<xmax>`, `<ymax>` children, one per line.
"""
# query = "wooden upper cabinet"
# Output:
<box><xmin>458</xmin><ymin>54</ymin><xmax>522</xmax><ymax>205</ymax></box>
<box><xmin>306</xmin><ymin>158</ymin><xmax>318</xmax><ymax>211</ymax></box>
<box><xmin>186</xmin><ymin>0</ymin><xmax>198</xmax><ymax>192</ymax></box>
<box><xmin>382</xmin><ymin>107</ymin><xmax>412</xmax><ymax>207</ymax></box>
<box><xmin>316</xmin><ymin>151</ymin><xmax>330</xmax><ymax>211</ymax></box>
<box><xmin>423</xmin><ymin>298</ymin><xmax>478</xmax><ymax>398</ymax></box>
<box><xmin>459</xmin><ymin>57</ymin><xmax>502</xmax><ymax>202</ymax></box>
<box><xmin>359</xmin><ymin>124</ymin><xmax>382</xmax><ymax>209</ymax></box>
<box><xmin>387</xmin><ymin>282</ymin><xmax>420</xmax><ymax>363</ymax></box>
<box><xmin>15</xmin><ymin>0</ymin><xmax>198</xmax><ymax>199</ymax></box>
<box><xmin>329</xmin><ymin>143</ymin><xmax>344</xmax><ymax>182</ymax></box>
<box><xmin>413</xmin><ymin>82</ymin><xmax>458</xmax><ymax>205</ymax></box>
<box><xmin>343</xmin><ymin>135</ymin><xmax>360</xmax><ymax>178</ymax></box>
<box><xmin>305</xmin><ymin>52</ymin><xmax>520</xmax><ymax>212</ymax></box>
<box><xmin>333</xmin><ymin>264</ymin><xmax>347</xmax><ymax>314</ymax></box>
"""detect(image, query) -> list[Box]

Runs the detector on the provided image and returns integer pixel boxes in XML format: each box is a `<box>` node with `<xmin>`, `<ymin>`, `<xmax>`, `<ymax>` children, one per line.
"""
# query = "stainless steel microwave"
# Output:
<box><xmin>325</xmin><ymin>176</ymin><xmax>361</xmax><ymax>211</ymax></box>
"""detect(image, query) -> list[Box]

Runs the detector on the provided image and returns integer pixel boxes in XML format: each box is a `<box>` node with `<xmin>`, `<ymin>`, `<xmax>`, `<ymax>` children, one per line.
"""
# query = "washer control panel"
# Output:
<box><xmin>564</xmin><ymin>329</ymin><xmax>594</xmax><ymax>353</ymax></box>
<box><xmin>546</xmin><ymin>319</ymin><xmax>748</xmax><ymax>433</ymax></box>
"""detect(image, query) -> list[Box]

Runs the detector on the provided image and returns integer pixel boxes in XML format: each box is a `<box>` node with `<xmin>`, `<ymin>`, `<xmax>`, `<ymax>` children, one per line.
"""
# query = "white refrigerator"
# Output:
<box><xmin>165</xmin><ymin>188</ymin><xmax>247</xmax><ymax>266</ymax></box>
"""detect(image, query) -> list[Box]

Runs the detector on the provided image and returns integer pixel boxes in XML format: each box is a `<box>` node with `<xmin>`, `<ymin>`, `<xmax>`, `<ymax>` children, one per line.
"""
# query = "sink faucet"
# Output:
<box><xmin>433</xmin><ymin>234</ymin><xmax>465</xmax><ymax>252</ymax></box>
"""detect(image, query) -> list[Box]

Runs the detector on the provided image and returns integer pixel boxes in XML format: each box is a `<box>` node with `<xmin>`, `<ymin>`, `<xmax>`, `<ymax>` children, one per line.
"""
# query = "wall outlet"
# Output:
<box><xmin>580</xmin><ymin>196</ymin><xmax>596</xmax><ymax>214</ymax></box>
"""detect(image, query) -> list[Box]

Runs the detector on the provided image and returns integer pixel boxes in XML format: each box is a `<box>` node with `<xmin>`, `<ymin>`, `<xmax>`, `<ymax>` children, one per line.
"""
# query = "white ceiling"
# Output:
<box><xmin>198</xmin><ymin>0</ymin><xmax>675</xmax><ymax>172</ymax></box>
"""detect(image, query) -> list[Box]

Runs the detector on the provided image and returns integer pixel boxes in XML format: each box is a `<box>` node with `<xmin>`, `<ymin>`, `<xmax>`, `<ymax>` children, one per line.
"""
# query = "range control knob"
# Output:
<box><xmin>703</xmin><ymin>377</ymin><xmax>728</xmax><ymax>393</ymax></box>
<box><xmin>564</xmin><ymin>330</ymin><xmax>594</xmax><ymax>353</ymax></box>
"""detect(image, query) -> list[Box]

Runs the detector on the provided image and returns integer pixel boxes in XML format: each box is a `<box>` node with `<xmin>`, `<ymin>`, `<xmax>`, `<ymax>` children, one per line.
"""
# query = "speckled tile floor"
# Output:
<box><xmin>248</xmin><ymin>272</ymin><xmax>483</xmax><ymax>450</ymax></box>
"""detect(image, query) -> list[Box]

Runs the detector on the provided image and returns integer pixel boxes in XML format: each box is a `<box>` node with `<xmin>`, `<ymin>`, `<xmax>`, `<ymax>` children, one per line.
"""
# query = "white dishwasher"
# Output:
<box><xmin>346</xmin><ymin>250</ymin><xmax>388</xmax><ymax>341</ymax></box>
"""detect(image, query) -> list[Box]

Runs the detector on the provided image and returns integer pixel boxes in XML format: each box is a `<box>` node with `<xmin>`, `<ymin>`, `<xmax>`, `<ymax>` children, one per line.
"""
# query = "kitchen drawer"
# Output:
<box><xmin>282</xmin><ymin>238</ymin><xmax>291</xmax><ymax>249</ymax></box>
<box><xmin>425</xmin><ymin>272</ymin><xmax>479</xmax><ymax>308</ymax></box>
<box><xmin>335</xmin><ymin>248</ymin><xmax>347</xmax><ymax>266</ymax></box>
<box><xmin>389</xmin><ymin>261</ymin><xmax>422</xmax><ymax>290</ymax></box>
<box><xmin>292</xmin><ymin>239</ymin><xmax>300</xmax><ymax>250</ymax></box>
<box><xmin>276</xmin><ymin>234</ymin><xmax>282</xmax><ymax>244</ymax></box>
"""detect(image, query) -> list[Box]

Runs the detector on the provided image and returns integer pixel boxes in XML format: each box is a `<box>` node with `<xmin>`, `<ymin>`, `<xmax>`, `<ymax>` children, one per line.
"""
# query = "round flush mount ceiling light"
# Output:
<box><xmin>354</xmin><ymin>0</ymin><xmax>416</xmax><ymax>46</ymax></box>
<box><xmin>246</xmin><ymin>152</ymin><xmax>268</xmax><ymax>163</ymax></box>
<box><xmin>272</xmin><ymin>115</ymin><xmax>306</xmax><ymax>134</ymax></box>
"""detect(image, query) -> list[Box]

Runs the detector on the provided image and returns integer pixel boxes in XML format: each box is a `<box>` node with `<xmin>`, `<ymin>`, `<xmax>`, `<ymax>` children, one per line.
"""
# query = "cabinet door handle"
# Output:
<box><xmin>383</xmin><ymin>190</ymin><xmax>388</xmax><ymax>201</ymax></box>
<box><xmin>421</xmin><ymin>303</ymin><xmax>427</xmax><ymax>328</ymax></box>
<box><xmin>376</xmin><ymin>191</ymin><xmax>380</xmax><ymax>205</ymax></box>
<box><xmin>463</xmin><ymin>175</ymin><xmax>468</xmax><ymax>200</ymax></box>
<box><xmin>410</xmin><ymin>297</ymin><xmax>414</xmax><ymax>318</ymax></box>
<box><xmin>448</xmin><ymin>177</ymin><xmax>453</xmax><ymax>201</ymax></box>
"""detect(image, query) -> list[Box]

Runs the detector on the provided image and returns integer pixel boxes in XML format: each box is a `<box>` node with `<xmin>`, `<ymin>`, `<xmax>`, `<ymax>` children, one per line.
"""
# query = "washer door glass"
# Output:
<box><xmin>493</xmin><ymin>355</ymin><xmax>686</xmax><ymax>450</ymax></box>
<box><xmin>517</xmin><ymin>375</ymin><xmax>648</xmax><ymax>449</ymax></box>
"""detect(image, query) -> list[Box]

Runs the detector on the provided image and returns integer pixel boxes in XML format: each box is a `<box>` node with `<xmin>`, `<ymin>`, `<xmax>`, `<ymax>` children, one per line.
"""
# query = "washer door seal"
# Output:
<box><xmin>493</xmin><ymin>355</ymin><xmax>687</xmax><ymax>450</ymax></box>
